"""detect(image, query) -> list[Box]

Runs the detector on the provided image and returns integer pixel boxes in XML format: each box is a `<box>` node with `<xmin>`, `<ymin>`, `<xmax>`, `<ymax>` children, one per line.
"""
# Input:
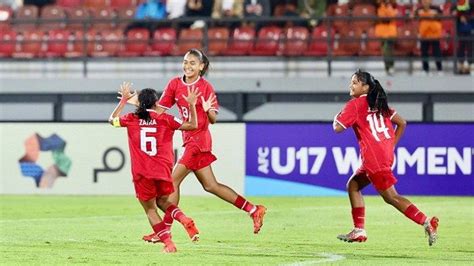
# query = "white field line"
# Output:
<box><xmin>280</xmin><ymin>253</ymin><xmax>346</xmax><ymax>265</ymax></box>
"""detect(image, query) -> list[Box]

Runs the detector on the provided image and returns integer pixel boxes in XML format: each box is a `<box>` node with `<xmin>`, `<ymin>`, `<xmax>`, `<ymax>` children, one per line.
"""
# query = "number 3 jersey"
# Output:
<box><xmin>113</xmin><ymin>110</ymin><xmax>182</xmax><ymax>181</ymax></box>
<box><xmin>334</xmin><ymin>95</ymin><xmax>397</xmax><ymax>174</ymax></box>
<box><xmin>158</xmin><ymin>76</ymin><xmax>219</xmax><ymax>152</ymax></box>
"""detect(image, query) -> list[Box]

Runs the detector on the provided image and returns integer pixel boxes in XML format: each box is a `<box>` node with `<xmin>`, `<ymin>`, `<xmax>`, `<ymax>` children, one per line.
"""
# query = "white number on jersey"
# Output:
<box><xmin>140</xmin><ymin>127</ymin><xmax>157</xmax><ymax>156</ymax></box>
<box><xmin>181</xmin><ymin>106</ymin><xmax>189</xmax><ymax>120</ymax></box>
<box><xmin>366</xmin><ymin>113</ymin><xmax>391</xmax><ymax>142</ymax></box>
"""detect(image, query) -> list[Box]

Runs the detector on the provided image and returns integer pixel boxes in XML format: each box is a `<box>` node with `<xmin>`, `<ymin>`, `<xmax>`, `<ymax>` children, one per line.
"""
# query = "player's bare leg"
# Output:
<box><xmin>338</xmin><ymin>174</ymin><xmax>370</xmax><ymax>243</ymax></box>
<box><xmin>379</xmin><ymin>185</ymin><xmax>438</xmax><ymax>246</ymax></box>
<box><xmin>139</xmin><ymin>199</ymin><xmax>176</xmax><ymax>252</ymax></box>
<box><xmin>195</xmin><ymin>166</ymin><xmax>267</xmax><ymax>234</ymax></box>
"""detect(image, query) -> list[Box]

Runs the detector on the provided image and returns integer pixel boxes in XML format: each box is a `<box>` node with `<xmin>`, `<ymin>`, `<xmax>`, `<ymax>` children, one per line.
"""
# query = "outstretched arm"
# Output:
<box><xmin>108</xmin><ymin>82</ymin><xmax>133</xmax><ymax>125</ymax></box>
<box><xmin>391</xmin><ymin>113</ymin><xmax>407</xmax><ymax>146</ymax></box>
<box><xmin>202</xmin><ymin>94</ymin><xmax>218</xmax><ymax>124</ymax></box>
<box><xmin>179</xmin><ymin>86</ymin><xmax>201</xmax><ymax>131</ymax></box>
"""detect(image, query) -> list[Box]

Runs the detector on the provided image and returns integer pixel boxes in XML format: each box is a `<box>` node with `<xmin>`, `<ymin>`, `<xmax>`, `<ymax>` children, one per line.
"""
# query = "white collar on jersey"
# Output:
<box><xmin>146</xmin><ymin>109</ymin><xmax>158</xmax><ymax>113</ymax></box>
<box><xmin>359</xmin><ymin>94</ymin><xmax>367</xmax><ymax>97</ymax></box>
<box><xmin>180</xmin><ymin>75</ymin><xmax>201</xmax><ymax>86</ymax></box>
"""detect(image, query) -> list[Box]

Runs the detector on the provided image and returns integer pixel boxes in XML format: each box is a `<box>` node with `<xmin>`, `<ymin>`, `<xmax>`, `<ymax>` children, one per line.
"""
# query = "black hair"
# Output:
<box><xmin>353</xmin><ymin>69</ymin><xmax>391</xmax><ymax>117</ymax></box>
<box><xmin>186</xmin><ymin>48</ymin><xmax>210</xmax><ymax>76</ymax></box>
<box><xmin>134</xmin><ymin>88</ymin><xmax>158</xmax><ymax>122</ymax></box>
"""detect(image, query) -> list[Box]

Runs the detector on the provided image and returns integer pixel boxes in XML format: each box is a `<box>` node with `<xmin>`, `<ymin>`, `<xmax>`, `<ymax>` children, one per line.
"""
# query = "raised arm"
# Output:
<box><xmin>108</xmin><ymin>82</ymin><xmax>133</xmax><ymax>125</ymax></box>
<box><xmin>202</xmin><ymin>94</ymin><xmax>218</xmax><ymax>124</ymax></box>
<box><xmin>179</xmin><ymin>86</ymin><xmax>201</xmax><ymax>131</ymax></box>
<box><xmin>391</xmin><ymin>113</ymin><xmax>407</xmax><ymax>146</ymax></box>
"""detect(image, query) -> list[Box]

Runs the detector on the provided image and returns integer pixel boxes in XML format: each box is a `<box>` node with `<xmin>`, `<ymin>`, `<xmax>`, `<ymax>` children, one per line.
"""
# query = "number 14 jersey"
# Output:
<box><xmin>335</xmin><ymin>95</ymin><xmax>397</xmax><ymax>174</ymax></box>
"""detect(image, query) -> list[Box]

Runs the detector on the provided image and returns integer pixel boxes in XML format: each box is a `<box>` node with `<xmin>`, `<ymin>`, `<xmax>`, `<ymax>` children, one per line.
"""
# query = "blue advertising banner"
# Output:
<box><xmin>245</xmin><ymin>123</ymin><xmax>474</xmax><ymax>196</ymax></box>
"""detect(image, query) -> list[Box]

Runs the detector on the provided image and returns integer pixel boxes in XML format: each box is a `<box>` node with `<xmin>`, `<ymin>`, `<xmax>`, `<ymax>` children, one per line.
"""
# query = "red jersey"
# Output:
<box><xmin>113</xmin><ymin>110</ymin><xmax>183</xmax><ymax>181</ymax></box>
<box><xmin>335</xmin><ymin>95</ymin><xmax>397</xmax><ymax>174</ymax></box>
<box><xmin>158</xmin><ymin>76</ymin><xmax>219</xmax><ymax>152</ymax></box>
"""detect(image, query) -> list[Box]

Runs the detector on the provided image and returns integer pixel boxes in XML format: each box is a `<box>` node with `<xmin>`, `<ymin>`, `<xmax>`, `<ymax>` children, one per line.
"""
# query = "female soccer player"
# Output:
<box><xmin>333</xmin><ymin>70</ymin><xmax>439</xmax><ymax>246</ymax></box>
<box><xmin>147</xmin><ymin>49</ymin><xmax>266</xmax><ymax>236</ymax></box>
<box><xmin>109</xmin><ymin>82</ymin><xmax>201</xmax><ymax>253</ymax></box>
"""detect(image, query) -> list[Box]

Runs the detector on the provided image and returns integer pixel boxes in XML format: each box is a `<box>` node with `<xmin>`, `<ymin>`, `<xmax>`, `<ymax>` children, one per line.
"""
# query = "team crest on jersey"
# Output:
<box><xmin>139</xmin><ymin>119</ymin><xmax>157</xmax><ymax>126</ymax></box>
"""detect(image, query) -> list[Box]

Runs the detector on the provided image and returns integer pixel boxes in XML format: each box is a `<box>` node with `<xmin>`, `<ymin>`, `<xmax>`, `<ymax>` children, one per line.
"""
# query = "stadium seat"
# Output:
<box><xmin>207</xmin><ymin>27</ymin><xmax>229</xmax><ymax>56</ymax></box>
<box><xmin>110</xmin><ymin>0</ymin><xmax>138</xmax><ymax>8</ymax></box>
<box><xmin>115</xmin><ymin>7</ymin><xmax>135</xmax><ymax>30</ymax></box>
<box><xmin>281</xmin><ymin>26</ymin><xmax>309</xmax><ymax>56</ymax></box>
<box><xmin>66</xmin><ymin>7</ymin><xmax>90</xmax><ymax>30</ymax></box>
<box><xmin>89</xmin><ymin>7</ymin><xmax>116</xmax><ymax>30</ymax></box>
<box><xmin>13</xmin><ymin>5</ymin><xmax>39</xmax><ymax>31</ymax></box>
<box><xmin>332</xmin><ymin>29</ymin><xmax>361</xmax><ymax>56</ymax></box>
<box><xmin>0</xmin><ymin>29</ymin><xmax>16</xmax><ymax>57</ymax></box>
<box><xmin>359</xmin><ymin>27</ymin><xmax>381</xmax><ymax>56</ymax></box>
<box><xmin>223</xmin><ymin>26</ymin><xmax>255</xmax><ymax>56</ymax></box>
<box><xmin>44</xmin><ymin>29</ymin><xmax>69</xmax><ymax>57</ymax></box>
<box><xmin>56</xmin><ymin>0</ymin><xmax>82</xmax><ymax>8</ymax></box>
<box><xmin>0</xmin><ymin>5</ymin><xmax>13</xmax><ymax>30</ymax></box>
<box><xmin>90</xmin><ymin>30</ymin><xmax>123</xmax><ymax>57</ymax></box>
<box><xmin>174</xmin><ymin>28</ymin><xmax>203</xmax><ymax>56</ymax></box>
<box><xmin>304</xmin><ymin>26</ymin><xmax>333</xmax><ymax>56</ymax></box>
<box><xmin>84</xmin><ymin>0</ymin><xmax>109</xmax><ymax>10</ymax></box>
<box><xmin>12</xmin><ymin>30</ymin><xmax>44</xmax><ymax>58</ymax></box>
<box><xmin>250</xmin><ymin>26</ymin><xmax>282</xmax><ymax>56</ymax></box>
<box><xmin>351</xmin><ymin>4</ymin><xmax>376</xmax><ymax>33</ymax></box>
<box><xmin>395</xmin><ymin>24</ymin><xmax>417</xmax><ymax>56</ymax></box>
<box><xmin>326</xmin><ymin>4</ymin><xmax>349</xmax><ymax>34</ymax></box>
<box><xmin>119</xmin><ymin>28</ymin><xmax>149</xmax><ymax>57</ymax></box>
<box><xmin>64</xmin><ymin>29</ymin><xmax>96</xmax><ymax>58</ymax></box>
<box><xmin>144</xmin><ymin>27</ymin><xmax>176</xmax><ymax>56</ymax></box>
<box><xmin>40</xmin><ymin>5</ymin><xmax>67</xmax><ymax>30</ymax></box>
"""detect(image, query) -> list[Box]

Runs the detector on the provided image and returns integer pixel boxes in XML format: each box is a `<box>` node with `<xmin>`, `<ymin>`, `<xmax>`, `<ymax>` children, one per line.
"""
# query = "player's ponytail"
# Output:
<box><xmin>354</xmin><ymin>69</ymin><xmax>391</xmax><ymax>117</ymax></box>
<box><xmin>134</xmin><ymin>88</ymin><xmax>158</xmax><ymax>122</ymax></box>
<box><xmin>187</xmin><ymin>48</ymin><xmax>210</xmax><ymax>76</ymax></box>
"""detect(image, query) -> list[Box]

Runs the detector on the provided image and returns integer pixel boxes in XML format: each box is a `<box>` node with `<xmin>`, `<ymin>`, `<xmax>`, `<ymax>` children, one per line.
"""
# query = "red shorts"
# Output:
<box><xmin>133</xmin><ymin>178</ymin><xmax>174</xmax><ymax>201</ymax></box>
<box><xmin>354</xmin><ymin>168</ymin><xmax>398</xmax><ymax>191</ymax></box>
<box><xmin>178</xmin><ymin>145</ymin><xmax>217</xmax><ymax>171</ymax></box>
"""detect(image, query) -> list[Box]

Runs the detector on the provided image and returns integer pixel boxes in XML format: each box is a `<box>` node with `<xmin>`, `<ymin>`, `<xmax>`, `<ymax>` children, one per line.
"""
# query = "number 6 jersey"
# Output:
<box><xmin>113</xmin><ymin>110</ymin><xmax>183</xmax><ymax>181</ymax></box>
<box><xmin>334</xmin><ymin>95</ymin><xmax>397</xmax><ymax>174</ymax></box>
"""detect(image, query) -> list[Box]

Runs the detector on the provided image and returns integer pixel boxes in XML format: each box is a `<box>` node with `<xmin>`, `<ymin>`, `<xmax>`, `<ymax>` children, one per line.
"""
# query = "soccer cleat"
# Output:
<box><xmin>251</xmin><ymin>205</ymin><xmax>267</xmax><ymax>234</ymax></box>
<box><xmin>180</xmin><ymin>217</ymin><xmax>199</xmax><ymax>242</ymax></box>
<box><xmin>143</xmin><ymin>232</ymin><xmax>162</xmax><ymax>243</ymax></box>
<box><xmin>337</xmin><ymin>228</ymin><xmax>367</xmax><ymax>243</ymax></box>
<box><xmin>424</xmin><ymin>216</ymin><xmax>439</xmax><ymax>246</ymax></box>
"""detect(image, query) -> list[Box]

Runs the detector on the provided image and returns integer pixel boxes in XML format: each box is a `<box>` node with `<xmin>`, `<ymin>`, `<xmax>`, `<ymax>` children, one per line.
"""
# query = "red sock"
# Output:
<box><xmin>234</xmin><ymin>195</ymin><xmax>255</xmax><ymax>213</ymax></box>
<box><xmin>166</xmin><ymin>205</ymin><xmax>186</xmax><ymax>223</ymax></box>
<box><xmin>163</xmin><ymin>211</ymin><xmax>173</xmax><ymax>227</ymax></box>
<box><xmin>152</xmin><ymin>221</ymin><xmax>171</xmax><ymax>242</ymax></box>
<box><xmin>404</xmin><ymin>204</ymin><xmax>427</xmax><ymax>225</ymax></box>
<box><xmin>352</xmin><ymin>207</ymin><xmax>365</xmax><ymax>229</ymax></box>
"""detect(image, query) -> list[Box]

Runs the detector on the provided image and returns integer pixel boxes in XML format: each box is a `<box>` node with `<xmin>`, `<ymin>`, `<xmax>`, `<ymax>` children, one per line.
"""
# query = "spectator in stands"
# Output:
<box><xmin>415</xmin><ymin>0</ymin><xmax>443</xmax><ymax>75</ymax></box>
<box><xmin>243</xmin><ymin>0</ymin><xmax>271</xmax><ymax>31</ymax></box>
<box><xmin>167</xmin><ymin>0</ymin><xmax>187</xmax><ymax>19</ymax></box>
<box><xmin>297</xmin><ymin>0</ymin><xmax>326</xmax><ymax>27</ymax></box>
<box><xmin>212</xmin><ymin>0</ymin><xmax>243</xmax><ymax>28</ymax></box>
<box><xmin>127</xmin><ymin>0</ymin><xmax>167</xmax><ymax>36</ymax></box>
<box><xmin>375</xmin><ymin>0</ymin><xmax>398</xmax><ymax>75</ymax></box>
<box><xmin>186</xmin><ymin>0</ymin><xmax>213</xmax><ymax>17</ymax></box>
<box><xmin>452</xmin><ymin>0</ymin><xmax>473</xmax><ymax>74</ymax></box>
<box><xmin>0</xmin><ymin>0</ymin><xmax>23</xmax><ymax>10</ymax></box>
<box><xmin>23</xmin><ymin>0</ymin><xmax>52</xmax><ymax>9</ymax></box>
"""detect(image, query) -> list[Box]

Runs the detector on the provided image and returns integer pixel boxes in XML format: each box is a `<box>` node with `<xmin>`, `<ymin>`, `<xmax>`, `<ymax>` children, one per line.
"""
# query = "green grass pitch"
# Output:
<box><xmin>1</xmin><ymin>195</ymin><xmax>472</xmax><ymax>265</ymax></box>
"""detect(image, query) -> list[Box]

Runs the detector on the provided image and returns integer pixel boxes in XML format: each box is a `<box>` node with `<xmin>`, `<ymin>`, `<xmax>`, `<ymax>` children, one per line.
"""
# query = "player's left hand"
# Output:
<box><xmin>201</xmin><ymin>94</ymin><xmax>217</xmax><ymax>112</ymax></box>
<box><xmin>117</xmin><ymin>81</ymin><xmax>138</xmax><ymax>105</ymax></box>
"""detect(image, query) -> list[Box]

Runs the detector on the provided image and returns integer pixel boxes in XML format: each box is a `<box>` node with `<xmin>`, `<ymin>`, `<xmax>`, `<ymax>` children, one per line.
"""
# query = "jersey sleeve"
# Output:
<box><xmin>389</xmin><ymin>107</ymin><xmax>397</xmax><ymax>120</ymax></box>
<box><xmin>335</xmin><ymin>100</ymin><xmax>358</xmax><ymax>129</ymax></box>
<box><xmin>165</xmin><ymin>113</ymin><xmax>183</xmax><ymax>130</ymax></box>
<box><xmin>158</xmin><ymin>79</ymin><xmax>176</xmax><ymax>110</ymax></box>
<box><xmin>205</xmin><ymin>83</ymin><xmax>219</xmax><ymax>113</ymax></box>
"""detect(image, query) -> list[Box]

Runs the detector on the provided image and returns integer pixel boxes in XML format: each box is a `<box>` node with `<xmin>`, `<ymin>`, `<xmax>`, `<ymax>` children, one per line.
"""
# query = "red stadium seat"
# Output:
<box><xmin>223</xmin><ymin>26</ymin><xmax>255</xmax><ymax>55</ymax></box>
<box><xmin>110</xmin><ymin>0</ymin><xmax>138</xmax><ymax>8</ymax></box>
<box><xmin>56</xmin><ymin>0</ymin><xmax>82</xmax><ymax>8</ymax></box>
<box><xmin>281</xmin><ymin>26</ymin><xmax>309</xmax><ymax>56</ymax></box>
<box><xmin>44</xmin><ymin>29</ymin><xmax>69</xmax><ymax>57</ymax></box>
<box><xmin>14</xmin><ymin>5</ymin><xmax>39</xmax><ymax>31</ymax></box>
<box><xmin>326</xmin><ymin>4</ymin><xmax>349</xmax><ymax>34</ymax></box>
<box><xmin>64</xmin><ymin>29</ymin><xmax>96</xmax><ymax>58</ymax></box>
<box><xmin>84</xmin><ymin>0</ymin><xmax>109</xmax><ymax>10</ymax></box>
<box><xmin>144</xmin><ymin>27</ymin><xmax>176</xmax><ymax>56</ymax></box>
<box><xmin>0</xmin><ymin>29</ymin><xmax>16</xmax><ymax>57</ymax></box>
<box><xmin>351</xmin><ymin>4</ymin><xmax>376</xmax><ymax>33</ymax></box>
<box><xmin>304</xmin><ymin>26</ymin><xmax>333</xmax><ymax>56</ymax></box>
<box><xmin>174</xmin><ymin>28</ymin><xmax>203</xmax><ymax>56</ymax></box>
<box><xmin>66</xmin><ymin>7</ymin><xmax>90</xmax><ymax>30</ymax></box>
<box><xmin>207</xmin><ymin>27</ymin><xmax>229</xmax><ymax>56</ymax></box>
<box><xmin>250</xmin><ymin>26</ymin><xmax>282</xmax><ymax>56</ymax></box>
<box><xmin>90</xmin><ymin>30</ymin><xmax>123</xmax><ymax>57</ymax></box>
<box><xmin>40</xmin><ymin>5</ymin><xmax>67</xmax><ymax>30</ymax></box>
<box><xmin>332</xmin><ymin>29</ymin><xmax>361</xmax><ymax>56</ymax></box>
<box><xmin>360</xmin><ymin>27</ymin><xmax>381</xmax><ymax>56</ymax></box>
<box><xmin>89</xmin><ymin>7</ymin><xmax>116</xmax><ymax>30</ymax></box>
<box><xmin>115</xmin><ymin>7</ymin><xmax>135</xmax><ymax>29</ymax></box>
<box><xmin>119</xmin><ymin>28</ymin><xmax>149</xmax><ymax>57</ymax></box>
<box><xmin>12</xmin><ymin>30</ymin><xmax>44</xmax><ymax>58</ymax></box>
<box><xmin>0</xmin><ymin>5</ymin><xmax>13</xmax><ymax>30</ymax></box>
<box><xmin>441</xmin><ymin>28</ymin><xmax>454</xmax><ymax>56</ymax></box>
<box><xmin>395</xmin><ymin>24</ymin><xmax>417</xmax><ymax>56</ymax></box>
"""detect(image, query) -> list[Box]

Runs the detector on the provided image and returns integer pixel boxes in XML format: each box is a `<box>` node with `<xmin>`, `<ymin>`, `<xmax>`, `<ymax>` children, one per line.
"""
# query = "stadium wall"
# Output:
<box><xmin>1</xmin><ymin>123</ymin><xmax>472</xmax><ymax>196</ymax></box>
